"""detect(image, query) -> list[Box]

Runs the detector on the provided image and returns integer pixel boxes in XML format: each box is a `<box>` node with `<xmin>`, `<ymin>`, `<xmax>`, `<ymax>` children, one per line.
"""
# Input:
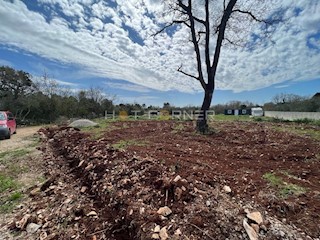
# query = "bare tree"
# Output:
<box><xmin>35</xmin><ymin>71</ymin><xmax>59</xmax><ymax>98</ymax></box>
<box><xmin>157</xmin><ymin>0</ymin><xmax>281</xmax><ymax>133</ymax></box>
<box><xmin>87</xmin><ymin>86</ymin><xmax>105</xmax><ymax>104</ymax></box>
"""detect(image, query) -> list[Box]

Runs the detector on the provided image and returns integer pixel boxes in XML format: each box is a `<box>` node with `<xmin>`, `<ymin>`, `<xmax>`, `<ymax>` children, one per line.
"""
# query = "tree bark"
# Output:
<box><xmin>196</xmin><ymin>89</ymin><xmax>213</xmax><ymax>133</ymax></box>
<box><xmin>196</xmin><ymin>0</ymin><xmax>237</xmax><ymax>134</ymax></box>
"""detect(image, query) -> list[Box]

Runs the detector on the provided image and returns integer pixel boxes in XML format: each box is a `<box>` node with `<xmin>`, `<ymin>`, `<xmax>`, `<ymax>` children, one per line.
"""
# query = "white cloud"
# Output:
<box><xmin>54</xmin><ymin>79</ymin><xmax>78</xmax><ymax>87</ymax></box>
<box><xmin>90</xmin><ymin>17</ymin><xmax>104</xmax><ymax>30</ymax></box>
<box><xmin>104</xmin><ymin>82</ymin><xmax>151</xmax><ymax>93</ymax></box>
<box><xmin>0</xmin><ymin>0</ymin><xmax>319</xmax><ymax>94</ymax></box>
<box><xmin>0</xmin><ymin>59</ymin><xmax>13</xmax><ymax>67</ymax></box>
<box><xmin>274</xmin><ymin>84</ymin><xmax>290</xmax><ymax>89</ymax></box>
<box><xmin>116</xmin><ymin>95</ymin><xmax>159</xmax><ymax>105</ymax></box>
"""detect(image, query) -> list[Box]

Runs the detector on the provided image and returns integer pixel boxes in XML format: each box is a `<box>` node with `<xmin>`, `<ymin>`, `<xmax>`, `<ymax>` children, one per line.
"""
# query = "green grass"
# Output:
<box><xmin>262</xmin><ymin>172</ymin><xmax>306</xmax><ymax>198</ymax></box>
<box><xmin>213</xmin><ymin>114</ymin><xmax>252</xmax><ymax>121</ymax></box>
<box><xmin>7</xmin><ymin>164</ymin><xmax>29</xmax><ymax>176</ymax></box>
<box><xmin>263</xmin><ymin>172</ymin><xmax>283</xmax><ymax>187</ymax></box>
<box><xmin>280</xmin><ymin>184</ymin><xmax>306</xmax><ymax>197</ymax></box>
<box><xmin>290</xmin><ymin>127</ymin><xmax>320</xmax><ymax>141</ymax></box>
<box><xmin>80</xmin><ymin>119</ymin><xmax>109</xmax><ymax>139</ymax></box>
<box><xmin>25</xmin><ymin>135</ymin><xmax>41</xmax><ymax>148</ymax></box>
<box><xmin>254</xmin><ymin>116</ymin><xmax>320</xmax><ymax>126</ymax></box>
<box><xmin>0</xmin><ymin>135</ymin><xmax>41</xmax><ymax>215</ymax></box>
<box><xmin>112</xmin><ymin>139</ymin><xmax>148</xmax><ymax>150</ymax></box>
<box><xmin>8</xmin><ymin>191</ymin><xmax>23</xmax><ymax>201</ymax></box>
<box><xmin>0</xmin><ymin>191</ymin><xmax>23</xmax><ymax>213</ymax></box>
<box><xmin>82</xmin><ymin>118</ymin><xmax>134</xmax><ymax>139</ymax></box>
<box><xmin>0</xmin><ymin>175</ymin><xmax>18</xmax><ymax>193</ymax></box>
<box><xmin>0</xmin><ymin>148</ymin><xmax>31</xmax><ymax>160</ymax></box>
<box><xmin>172</xmin><ymin>123</ymin><xmax>185</xmax><ymax>133</ymax></box>
<box><xmin>272</xmin><ymin>125</ymin><xmax>320</xmax><ymax>141</ymax></box>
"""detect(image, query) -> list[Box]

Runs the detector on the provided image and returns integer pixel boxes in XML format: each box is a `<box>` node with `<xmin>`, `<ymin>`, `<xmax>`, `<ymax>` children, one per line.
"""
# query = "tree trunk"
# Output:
<box><xmin>196</xmin><ymin>89</ymin><xmax>213</xmax><ymax>133</ymax></box>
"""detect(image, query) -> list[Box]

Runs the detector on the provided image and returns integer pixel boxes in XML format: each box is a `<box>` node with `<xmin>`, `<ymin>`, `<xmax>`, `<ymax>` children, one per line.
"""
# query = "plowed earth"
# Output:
<box><xmin>4</xmin><ymin>120</ymin><xmax>320</xmax><ymax>240</ymax></box>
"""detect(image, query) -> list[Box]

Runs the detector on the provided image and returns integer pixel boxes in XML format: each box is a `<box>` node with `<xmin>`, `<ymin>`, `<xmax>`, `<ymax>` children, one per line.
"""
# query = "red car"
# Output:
<box><xmin>0</xmin><ymin>111</ymin><xmax>17</xmax><ymax>139</ymax></box>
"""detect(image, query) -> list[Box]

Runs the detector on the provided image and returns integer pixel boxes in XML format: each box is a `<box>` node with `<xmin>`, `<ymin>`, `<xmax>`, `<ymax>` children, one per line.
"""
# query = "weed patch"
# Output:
<box><xmin>0</xmin><ymin>191</ymin><xmax>23</xmax><ymax>213</ymax></box>
<box><xmin>0</xmin><ymin>175</ymin><xmax>18</xmax><ymax>193</ymax></box>
<box><xmin>263</xmin><ymin>172</ymin><xmax>283</xmax><ymax>186</ymax></box>
<box><xmin>280</xmin><ymin>184</ymin><xmax>306</xmax><ymax>197</ymax></box>
<box><xmin>112</xmin><ymin>139</ymin><xmax>148</xmax><ymax>150</ymax></box>
<box><xmin>172</xmin><ymin>123</ymin><xmax>185</xmax><ymax>133</ymax></box>
<box><xmin>0</xmin><ymin>149</ymin><xmax>31</xmax><ymax>160</ymax></box>
<box><xmin>213</xmin><ymin>114</ymin><xmax>251</xmax><ymax>122</ymax></box>
<box><xmin>262</xmin><ymin>172</ymin><xmax>306</xmax><ymax>198</ymax></box>
<box><xmin>272</xmin><ymin>125</ymin><xmax>320</xmax><ymax>141</ymax></box>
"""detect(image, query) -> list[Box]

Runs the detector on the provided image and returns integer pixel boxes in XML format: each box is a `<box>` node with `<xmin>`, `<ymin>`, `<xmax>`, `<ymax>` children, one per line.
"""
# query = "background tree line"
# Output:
<box><xmin>0</xmin><ymin>66</ymin><xmax>116</xmax><ymax>124</ymax></box>
<box><xmin>1</xmin><ymin>66</ymin><xmax>319</xmax><ymax>125</ymax></box>
<box><xmin>264</xmin><ymin>93</ymin><xmax>320</xmax><ymax>112</ymax></box>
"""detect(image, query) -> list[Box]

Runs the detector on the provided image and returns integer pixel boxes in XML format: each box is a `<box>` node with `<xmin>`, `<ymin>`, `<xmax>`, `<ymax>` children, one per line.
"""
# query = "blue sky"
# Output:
<box><xmin>0</xmin><ymin>0</ymin><xmax>319</xmax><ymax>107</ymax></box>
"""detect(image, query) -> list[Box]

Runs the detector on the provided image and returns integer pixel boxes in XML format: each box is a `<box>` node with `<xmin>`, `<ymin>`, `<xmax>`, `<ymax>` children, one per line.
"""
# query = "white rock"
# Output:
<box><xmin>80</xmin><ymin>186</ymin><xmax>87</xmax><ymax>193</ymax></box>
<box><xmin>16</xmin><ymin>214</ymin><xmax>30</xmax><ymax>229</ymax></box>
<box><xmin>64</xmin><ymin>198</ymin><xmax>72</xmax><ymax>204</ymax></box>
<box><xmin>250</xmin><ymin>223</ymin><xmax>260</xmax><ymax>233</ymax></box>
<box><xmin>159</xmin><ymin>227</ymin><xmax>169</xmax><ymax>240</ymax></box>
<box><xmin>173</xmin><ymin>175</ymin><xmax>182</xmax><ymax>182</ymax></box>
<box><xmin>157</xmin><ymin>206</ymin><xmax>172</xmax><ymax>217</ymax></box>
<box><xmin>174</xmin><ymin>228</ymin><xmax>182</xmax><ymax>235</ymax></box>
<box><xmin>206</xmin><ymin>200</ymin><xmax>211</xmax><ymax>207</ymax></box>
<box><xmin>223</xmin><ymin>185</ymin><xmax>232</xmax><ymax>193</ymax></box>
<box><xmin>243</xmin><ymin>219</ymin><xmax>258</xmax><ymax>240</ymax></box>
<box><xmin>154</xmin><ymin>225</ymin><xmax>161</xmax><ymax>233</ymax></box>
<box><xmin>247</xmin><ymin>211</ymin><xmax>263</xmax><ymax>225</ymax></box>
<box><xmin>129</xmin><ymin>209</ymin><xmax>133</xmax><ymax>215</ymax></box>
<box><xmin>26</xmin><ymin>223</ymin><xmax>41</xmax><ymax>234</ymax></box>
<box><xmin>87</xmin><ymin>211</ymin><xmax>98</xmax><ymax>217</ymax></box>
<box><xmin>160</xmin><ymin>216</ymin><xmax>167</xmax><ymax>221</ymax></box>
<box><xmin>151</xmin><ymin>233</ymin><xmax>160</xmax><ymax>239</ymax></box>
<box><xmin>140</xmin><ymin>207</ymin><xmax>145</xmax><ymax>215</ymax></box>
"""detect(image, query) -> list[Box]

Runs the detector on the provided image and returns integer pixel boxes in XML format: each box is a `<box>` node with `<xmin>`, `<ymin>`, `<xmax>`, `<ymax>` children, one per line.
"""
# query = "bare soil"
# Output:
<box><xmin>0</xmin><ymin>126</ymin><xmax>43</xmax><ymax>240</ymax></box>
<box><xmin>0</xmin><ymin>126</ymin><xmax>41</xmax><ymax>152</ymax></box>
<box><xmin>2</xmin><ymin>120</ymin><xmax>320</xmax><ymax>240</ymax></box>
<box><xmin>103</xmin><ymin>120</ymin><xmax>320</xmax><ymax>237</ymax></box>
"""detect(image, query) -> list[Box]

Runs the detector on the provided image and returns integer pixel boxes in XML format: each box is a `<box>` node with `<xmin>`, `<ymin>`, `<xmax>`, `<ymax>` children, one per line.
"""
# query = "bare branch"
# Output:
<box><xmin>209</xmin><ymin>0</ymin><xmax>237</xmax><ymax>89</ymax></box>
<box><xmin>197</xmin><ymin>31</ymin><xmax>206</xmax><ymax>43</ymax></box>
<box><xmin>193</xmin><ymin>16</ymin><xmax>206</xmax><ymax>25</ymax></box>
<box><xmin>185</xmin><ymin>0</ymin><xmax>206</xmax><ymax>89</ymax></box>
<box><xmin>204</xmin><ymin>0</ymin><xmax>211</xmax><ymax>79</ymax></box>
<box><xmin>178</xmin><ymin>66</ymin><xmax>206</xmax><ymax>90</ymax></box>
<box><xmin>224</xmin><ymin>37</ymin><xmax>244</xmax><ymax>47</ymax></box>
<box><xmin>152</xmin><ymin>20</ymin><xmax>188</xmax><ymax>36</ymax></box>
<box><xmin>177</xmin><ymin>65</ymin><xmax>198</xmax><ymax>80</ymax></box>
<box><xmin>232</xmin><ymin>9</ymin><xmax>269</xmax><ymax>24</ymax></box>
<box><xmin>177</xmin><ymin>0</ymin><xmax>188</xmax><ymax>12</ymax></box>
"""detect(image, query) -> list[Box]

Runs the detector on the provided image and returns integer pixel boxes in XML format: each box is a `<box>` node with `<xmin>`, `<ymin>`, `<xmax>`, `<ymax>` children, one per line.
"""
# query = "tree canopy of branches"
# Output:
<box><xmin>0</xmin><ymin>66</ymin><xmax>115</xmax><ymax>124</ymax></box>
<box><xmin>264</xmin><ymin>93</ymin><xmax>320</xmax><ymax>112</ymax></box>
<box><xmin>158</xmin><ymin>0</ymin><xmax>281</xmax><ymax>133</ymax></box>
<box><xmin>0</xmin><ymin>66</ymin><xmax>35</xmax><ymax>99</ymax></box>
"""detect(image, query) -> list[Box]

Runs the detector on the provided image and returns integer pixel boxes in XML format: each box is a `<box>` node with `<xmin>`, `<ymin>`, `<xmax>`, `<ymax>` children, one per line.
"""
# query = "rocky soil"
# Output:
<box><xmin>1</xmin><ymin>120</ymin><xmax>319</xmax><ymax>239</ymax></box>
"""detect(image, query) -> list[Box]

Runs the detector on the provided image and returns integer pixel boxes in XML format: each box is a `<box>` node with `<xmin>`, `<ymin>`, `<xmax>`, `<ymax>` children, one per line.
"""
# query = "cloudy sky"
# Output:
<box><xmin>0</xmin><ymin>0</ymin><xmax>319</xmax><ymax>106</ymax></box>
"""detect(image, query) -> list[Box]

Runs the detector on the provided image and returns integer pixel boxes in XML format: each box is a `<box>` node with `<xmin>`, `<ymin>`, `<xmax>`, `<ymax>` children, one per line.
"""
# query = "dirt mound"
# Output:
<box><xmin>3</xmin><ymin>124</ymin><xmax>314</xmax><ymax>239</ymax></box>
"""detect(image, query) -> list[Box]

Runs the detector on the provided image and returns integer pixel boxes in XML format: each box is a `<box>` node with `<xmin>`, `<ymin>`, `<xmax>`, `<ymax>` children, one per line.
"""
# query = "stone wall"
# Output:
<box><xmin>264</xmin><ymin>111</ymin><xmax>320</xmax><ymax>120</ymax></box>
